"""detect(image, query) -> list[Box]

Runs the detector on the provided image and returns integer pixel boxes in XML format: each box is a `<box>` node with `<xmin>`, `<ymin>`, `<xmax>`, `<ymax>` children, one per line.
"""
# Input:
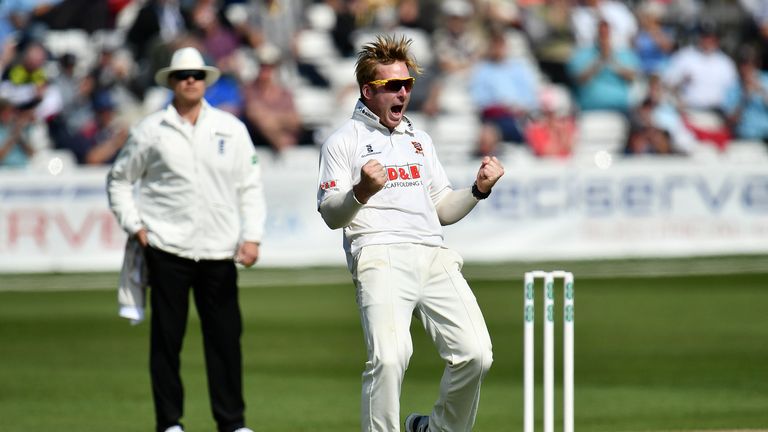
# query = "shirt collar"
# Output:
<box><xmin>162</xmin><ymin>99</ymin><xmax>210</xmax><ymax>128</ymax></box>
<box><xmin>352</xmin><ymin>99</ymin><xmax>414</xmax><ymax>135</ymax></box>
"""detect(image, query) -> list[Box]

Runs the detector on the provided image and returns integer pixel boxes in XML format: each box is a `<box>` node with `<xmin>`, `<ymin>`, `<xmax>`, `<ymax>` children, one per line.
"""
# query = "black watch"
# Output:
<box><xmin>472</xmin><ymin>182</ymin><xmax>491</xmax><ymax>200</ymax></box>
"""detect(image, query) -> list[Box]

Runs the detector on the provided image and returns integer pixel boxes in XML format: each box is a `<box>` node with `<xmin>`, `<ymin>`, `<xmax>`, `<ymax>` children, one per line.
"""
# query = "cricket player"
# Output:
<box><xmin>316</xmin><ymin>35</ymin><xmax>504</xmax><ymax>432</ymax></box>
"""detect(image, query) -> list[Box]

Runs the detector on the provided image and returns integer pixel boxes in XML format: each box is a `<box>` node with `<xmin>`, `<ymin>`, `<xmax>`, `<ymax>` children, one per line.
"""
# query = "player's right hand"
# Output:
<box><xmin>135</xmin><ymin>228</ymin><xmax>149</xmax><ymax>248</ymax></box>
<box><xmin>354</xmin><ymin>159</ymin><xmax>387</xmax><ymax>203</ymax></box>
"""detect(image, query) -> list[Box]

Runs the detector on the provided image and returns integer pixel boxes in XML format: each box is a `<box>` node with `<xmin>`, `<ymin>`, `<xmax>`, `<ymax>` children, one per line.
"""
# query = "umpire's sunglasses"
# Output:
<box><xmin>170</xmin><ymin>70</ymin><xmax>207</xmax><ymax>81</ymax></box>
<box><xmin>367</xmin><ymin>77</ymin><xmax>415</xmax><ymax>92</ymax></box>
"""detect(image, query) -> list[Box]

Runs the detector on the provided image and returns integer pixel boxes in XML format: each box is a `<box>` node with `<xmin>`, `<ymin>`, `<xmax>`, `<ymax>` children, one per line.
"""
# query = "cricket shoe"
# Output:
<box><xmin>163</xmin><ymin>426</ymin><xmax>183</xmax><ymax>432</ymax></box>
<box><xmin>233</xmin><ymin>429</ymin><xmax>254</xmax><ymax>432</ymax></box>
<box><xmin>405</xmin><ymin>413</ymin><xmax>430</xmax><ymax>432</ymax></box>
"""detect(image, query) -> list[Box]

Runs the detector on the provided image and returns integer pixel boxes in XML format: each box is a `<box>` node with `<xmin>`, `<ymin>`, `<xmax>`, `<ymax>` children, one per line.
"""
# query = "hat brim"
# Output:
<box><xmin>154</xmin><ymin>65</ymin><xmax>221</xmax><ymax>88</ymax></box>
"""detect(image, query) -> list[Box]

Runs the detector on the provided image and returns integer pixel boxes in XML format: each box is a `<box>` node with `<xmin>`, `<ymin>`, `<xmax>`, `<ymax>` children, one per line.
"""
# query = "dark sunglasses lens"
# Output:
<box><xmin>383</xmin><ymin>79</ymin><xmax>413</xmax><ymax>92</ymax></box>
<box><xmin>172</xmin><ymin>70</ymin><xmax>206</xmax><ymax>81</ymax></box>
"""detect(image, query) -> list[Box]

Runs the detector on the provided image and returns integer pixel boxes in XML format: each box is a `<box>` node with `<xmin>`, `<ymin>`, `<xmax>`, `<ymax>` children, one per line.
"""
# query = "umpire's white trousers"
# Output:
<box><xmin>352</xmin><ymin>243</ymin><xmax>493</xmax><ymax>432</ymax></box>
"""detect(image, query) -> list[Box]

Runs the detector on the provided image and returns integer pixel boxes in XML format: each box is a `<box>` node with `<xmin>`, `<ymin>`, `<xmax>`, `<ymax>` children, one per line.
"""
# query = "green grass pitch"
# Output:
<box><xmin>1</xmin><ymin>257</ymin><xmax>767</xmax><ymax>431</ymax></box>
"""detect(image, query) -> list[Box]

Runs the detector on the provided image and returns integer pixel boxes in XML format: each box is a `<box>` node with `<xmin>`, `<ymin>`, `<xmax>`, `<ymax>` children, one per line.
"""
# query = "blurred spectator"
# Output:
<box><xmin>722</xmin><ymin>46</ymin><xmax>768</xmax><ymax>142</ymax></box>
<box><xmin>1</xmin><ymin>40</ymin><xmax>48</xmax><ymax>103</ymax></box>
<box><xmin>191</xmin><ymin>0</ymin><xmax>240</xmax><ymax>64</ymax></box>
<box><xmin>643</xmin><ymin>73</ymin><xmax>699</xmax><ymax>154</ymax></box>
<box><xmin>522</xmin><ymin>0</ymin><xmax>576</xmax><ymax>88</ymax></box>
<box><xmin>243</xmin><ymin>44</ymin><xmax>308</xmax><ymax>153</ymax></box>
<box><xmin>571</xmin><ymin>0</ymin><xmax>637</xmax><ymax>49</ymax></box>
<box><xmin>244</xmin><ymin>0</ymin><xmax>330</xmax><ymax>87</ymax></box>
<box><xmin>33</xmin><ymin>0</ymin><xmax>112</xmax><ymax>33</ymax></box>
<box><xmin>326</xmin><ymin>0</ymin><xmax>359</xmax><ymax>58</ymax></box>
<box><xmin>48</xmin><ymin>71</ymin><xmax>97</xmax><ymax>151</ymax></box>
<box><xmin>568</xmin><ymin>19</ymin><xmax>640</xmax><ymax>113</ymax></box>
<box><xmin>740</xmin><ymin>0</ymin><xmax>768</xmax><ymax>71</ymax></box>
<box><xmin>0</xmin><ymin>39</ymin><xmax>62</xmax><ymax>124</ymax></box>
<box><xmin>524</xmin><ymin>85</ymin><xmax>576</xmax><ymax>158</ymax></box>
<box><xmin>625</xmin><ymin>97</ymin><xmax>676</xmax><ymax>155</ymax></box>
<box><xmin>419</xmin><ymin>0</ymin><xmax>484</xmax><ymax>116</ymax></box>
<box><xmin>205</xmin><ymin>73</ymin><xmax>244</xmax><ymax>117</ymax></box>
<box><xmin>633</xmin><ymin>0</ymin><xmax>676</xmax><ymax>75</ymax></box>
<box><xmin>661</xmin><ymin>20</ymin><xmax>737</xmax><ymax>112</ymax></box>
<box><xmin>88</xmin><ymin>42</ymin><xmax>141</xmax><ymax>116</ymax></box>
<box><xmin>469</xmin><ymin>30</ymin><xmax>540</xmax><ymax>156</ymax></box>
<box><xmin>432</xmin><ymin>0</ymin><xmax>484</xmax><ymax>77</ymax></box>
<box><xmin>0</xmin><ymin>98</ymin><xmax>35</xmax><ymax>167</ymax></box>
<box><xmin>67</xmin><ymin>91</ymin><xmax>128</xmax><ymax>165</ymax></box>
<box><xmin>0</xmin><ymin>2</ymin><xmax>33</xmax><ymax>48</ymax></box>
<box><xmin>126</xmin><ymin>0</ymin><xmax>190</xmax><ymax>94</ymax></box>
<box><xmin>51</xmin><ymin>52</ymin><xmax>77</xmax><ymax>106</ymax></box>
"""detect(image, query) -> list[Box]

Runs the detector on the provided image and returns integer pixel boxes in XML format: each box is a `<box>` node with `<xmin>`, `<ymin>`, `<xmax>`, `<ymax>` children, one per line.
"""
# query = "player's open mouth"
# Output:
<box><xmin>391</xmin><ymin>105</ymin><xmax>403</xmax><ymax>114</ymax></box>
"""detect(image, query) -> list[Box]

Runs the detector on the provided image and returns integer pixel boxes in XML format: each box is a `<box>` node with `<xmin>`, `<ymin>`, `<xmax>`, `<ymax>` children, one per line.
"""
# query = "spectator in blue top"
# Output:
<box><xmin>469</xmin><ymin>30</ymin><xmax>540</xmax><ymax>156</ymax></box>
<box><xmin>568</xmin><ymin>19</ymin><xmax>640</xmax><ymax>114</ymax></box>
<box><xmin>633</xmin><ymin>0</ymin><xmax>675</xmax><ymax>75</ymax></box>
<box><xmin>722</xmin><ymin>46</ymin><xmax>768</xmax><ymax>142</ymax></box>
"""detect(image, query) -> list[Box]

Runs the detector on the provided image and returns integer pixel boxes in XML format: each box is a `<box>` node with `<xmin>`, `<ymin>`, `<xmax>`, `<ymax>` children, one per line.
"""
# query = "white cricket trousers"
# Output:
<box><xmin>352</xmin><ymin>243</ymin><xmax>493</xmax><ymax>432</ymax></box>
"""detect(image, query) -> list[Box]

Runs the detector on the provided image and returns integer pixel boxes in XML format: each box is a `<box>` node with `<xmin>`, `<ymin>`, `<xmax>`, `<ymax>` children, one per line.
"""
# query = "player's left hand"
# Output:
<box><xmin>475</xmin><ymin>156</ymin><xmax>504</xmax><ymax>194</ymax></box>
<box><xmin>235</xmin><ymin>241</ymin><xmax>260</xmax><ymax>267</ymax></box>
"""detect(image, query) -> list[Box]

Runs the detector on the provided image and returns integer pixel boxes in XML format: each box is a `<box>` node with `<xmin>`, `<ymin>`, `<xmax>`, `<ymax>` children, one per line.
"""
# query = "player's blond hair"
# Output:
<box><xmin>354</xmin><ymin>34</ymin><xmax>422</xmax><ymax>87</ymax></box>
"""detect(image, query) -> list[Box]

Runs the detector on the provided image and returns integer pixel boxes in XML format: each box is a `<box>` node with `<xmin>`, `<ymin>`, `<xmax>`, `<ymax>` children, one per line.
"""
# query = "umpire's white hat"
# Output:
<box><xmin>154</xmin><ymin>47</ymin><xmax>220</xmax><ymax>88</ymax></box>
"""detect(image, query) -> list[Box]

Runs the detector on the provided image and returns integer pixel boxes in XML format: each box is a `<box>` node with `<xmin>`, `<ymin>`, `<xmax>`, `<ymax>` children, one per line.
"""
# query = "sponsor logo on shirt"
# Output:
<box><xmin>383</xmin><ymin>164</ymin><xmax>423</xmax><ymax>189</ymax></box>
<box><xmin>320</xmin><ymin>180</ymin><xmax>338</xmax><ymax>190</ymax></box>
<box><xmin>362</xmin><ymin>144</ymin><xmax>381</xmax><ymax>157</ymax></box>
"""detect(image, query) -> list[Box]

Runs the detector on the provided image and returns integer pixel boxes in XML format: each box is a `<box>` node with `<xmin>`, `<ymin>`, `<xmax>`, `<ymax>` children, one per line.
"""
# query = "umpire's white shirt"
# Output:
<box><xmin>317</xmin><ymin>101</ymin><xmax>453</xmax><ymax>260</ymax></box>
<box><xmin>107</xmin><ymin>100</ymin><xmax>266</xmax><ymax>261</ymax></box>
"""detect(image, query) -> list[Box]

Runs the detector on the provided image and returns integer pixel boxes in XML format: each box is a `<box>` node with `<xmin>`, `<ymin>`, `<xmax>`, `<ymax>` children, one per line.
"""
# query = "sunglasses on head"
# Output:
<box><xmin>170</xmin><ymin>70</ymin><xmax>207</xmax><ymax>81</ymax></box>
<box><xmin>367</xmin><ymin>77</ymin><xmax>415</xmax><ymax>92</ymax></box>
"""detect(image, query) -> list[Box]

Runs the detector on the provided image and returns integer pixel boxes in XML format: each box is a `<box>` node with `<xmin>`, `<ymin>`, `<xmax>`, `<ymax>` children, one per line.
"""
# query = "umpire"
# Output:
<box><xmin>107</xmin><ymin>47</ymin><xmax>265</xmax><ymax>432</ymax></box>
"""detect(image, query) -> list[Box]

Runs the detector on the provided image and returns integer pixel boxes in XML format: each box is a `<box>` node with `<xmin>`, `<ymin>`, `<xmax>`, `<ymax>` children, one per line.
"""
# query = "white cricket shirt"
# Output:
<box><xmin>107</xmin><ymin>101</ymin><xmax>266</xmax><ymax>261</ymax></box>
<box><xmin>317</xmin><ymin>100</ymin><xmax>453</xmax><ymax>259</ymax></box>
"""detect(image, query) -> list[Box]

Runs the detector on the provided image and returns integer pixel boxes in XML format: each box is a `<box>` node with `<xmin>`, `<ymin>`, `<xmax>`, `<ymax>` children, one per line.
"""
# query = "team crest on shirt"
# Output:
<box><xmin>411</xmin><ymin>141</ymin><xmax>424</xmax><ymax>156</ymax></box>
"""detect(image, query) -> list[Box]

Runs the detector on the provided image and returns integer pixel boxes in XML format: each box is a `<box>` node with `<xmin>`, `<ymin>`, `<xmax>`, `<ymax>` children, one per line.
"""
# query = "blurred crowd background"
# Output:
<box><xmin>0</xmin><ymin>0</ymin><xmax>767</xmax><ymax>170</ymax></box>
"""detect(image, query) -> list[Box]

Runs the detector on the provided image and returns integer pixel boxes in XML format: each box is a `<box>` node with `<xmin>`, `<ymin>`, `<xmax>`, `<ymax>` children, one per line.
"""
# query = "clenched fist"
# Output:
<box><xmin>353</xmin><ymin>159</ymin><xmax>388</xmax><ymax>203</ymax></box>
<box><xmin>475</xmin><ymin>156</ymin><xmax>504</xmax><ymax>194</ymax></box>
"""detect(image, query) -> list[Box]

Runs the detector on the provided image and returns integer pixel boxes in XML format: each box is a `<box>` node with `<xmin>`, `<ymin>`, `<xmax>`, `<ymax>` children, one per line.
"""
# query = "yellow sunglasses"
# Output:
<box><xmin>367</xmin><ymin>77</ymin><xmax>416</xmax><ymax>92</ymax></box>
